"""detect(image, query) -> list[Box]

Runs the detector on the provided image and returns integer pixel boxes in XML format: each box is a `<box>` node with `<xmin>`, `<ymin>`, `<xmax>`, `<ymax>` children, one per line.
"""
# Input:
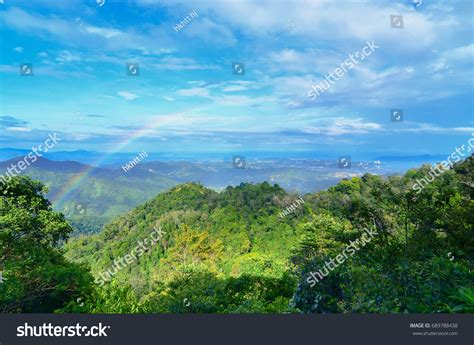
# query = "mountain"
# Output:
<box><xmin>1</xmin><ymin>156</ymin><xmax>472</xmax><ymax>313</ymax></box>
<box><xmin>60</xmin><ymin>156</ymin><xmax>473</xmax><ymax>313</ymax></box>
<box><xmin>0</xmin><ymin>156</ymin><xmax>391</xmax><ymax>234</ymax></box>
<box><xmin>1</xmin><ymin>148</ymin><xmax>449</xmax><ymax>167</ymax></box>
<box><xmin>0</xmin><ymin>148</ymin><xmax>30</xmax><ymax>160</ymax></box>
<box><xmin>0</xmin><ymin>157</ymin><xmax>176</xmax><ymax>234</ymax></box>
<box><xmin>0</xmin><ymin>148</ymin><xmax>134</xmax><ymax>166</ymax></box>
<box><xmin>1</xmin><ymin>151</ymin><xmax>457</xmax><ymax>235</ymax></box>
<box><xmin>374</xmin><ymin>154</ymin><xmax>447</xmax><ymax>162</ymax></box>
<box><xmin>1</xmin><ymin>156</ymin><xmax>97</xmax><ymax>174</ymax></box>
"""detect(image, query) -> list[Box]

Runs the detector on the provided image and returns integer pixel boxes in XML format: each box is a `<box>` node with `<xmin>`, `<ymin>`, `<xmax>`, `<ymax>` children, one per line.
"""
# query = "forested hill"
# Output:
<box><xmin>1</xmin><ymin>156</ymin><xmax>473</xmax><ymax>313</ymax></box>
<box><xmin>0</xmin><ymin>156</ymin><xmax>352</xmax><ymax>235</ymax></box>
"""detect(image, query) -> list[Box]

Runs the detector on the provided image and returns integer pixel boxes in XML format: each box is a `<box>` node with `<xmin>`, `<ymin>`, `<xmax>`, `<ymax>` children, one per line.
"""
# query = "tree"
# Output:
<box><xmin>0</xmin><ymin>176</ymin><xmax>92</xmax><ymax>312</ymax></box>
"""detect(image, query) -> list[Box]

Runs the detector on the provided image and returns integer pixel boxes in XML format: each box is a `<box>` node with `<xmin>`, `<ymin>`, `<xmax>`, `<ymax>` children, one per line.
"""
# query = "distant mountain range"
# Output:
<box><xmin>0</xmin><ymin>148</ymin><xmax>144</xmax><ymax>166</ymax></box>
<box><xmin>0</xmin><ymin>157</ymin><xmax>176</xmax><ymax>234</ymax></box>
<box><xmin>0</xmin><ymin>154</ymin><xmax>380</xmax><ymax>234</ymax></box>
<box><xmin>0</xmin><ymin>151</ymin><xmax>448</xmax><ymax>234</ymax></box>
<box><xmin>374</xmin><ymin>154</ymin><xmax>448</xmax><ymax>162</ymax></box>
<box><xmin>0</xmin><ymin>148</ymin><xmax>449</xmax><ymax>167</ymax></box>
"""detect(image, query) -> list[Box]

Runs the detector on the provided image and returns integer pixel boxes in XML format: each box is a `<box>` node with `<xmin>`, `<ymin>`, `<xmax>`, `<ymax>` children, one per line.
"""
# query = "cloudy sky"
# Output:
<box><xmin>0</xmin><ymin>0</ymin><xmax>473</xmax><ymax>157</ymax></box>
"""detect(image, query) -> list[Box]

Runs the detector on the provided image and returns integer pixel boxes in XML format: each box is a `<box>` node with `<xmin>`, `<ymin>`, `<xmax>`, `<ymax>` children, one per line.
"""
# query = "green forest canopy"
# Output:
<box><xmin>1</xmin><ymin>156</ymin><xmax>473</xmax><ymax>313</ymax></box>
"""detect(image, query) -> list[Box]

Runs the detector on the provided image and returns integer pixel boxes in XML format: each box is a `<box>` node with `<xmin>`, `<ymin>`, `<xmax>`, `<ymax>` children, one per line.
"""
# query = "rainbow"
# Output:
<box><xmin>52</xmin><ymin>117</ymin><xmax>163</xmax><ymax>205</ymax></box>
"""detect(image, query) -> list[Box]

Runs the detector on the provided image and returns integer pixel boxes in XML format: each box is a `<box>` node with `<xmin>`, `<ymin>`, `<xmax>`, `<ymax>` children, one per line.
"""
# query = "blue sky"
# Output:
<box><xmin>0</xmin><ymin>0</ymin><xmax>473</xmax><ymax>157</ymax></box>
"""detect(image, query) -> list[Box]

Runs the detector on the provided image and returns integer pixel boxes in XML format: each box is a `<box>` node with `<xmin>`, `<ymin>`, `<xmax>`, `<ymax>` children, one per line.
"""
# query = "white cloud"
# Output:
<box><xmin>142</xmin><ymin>48</ymin><xmax>174</xmax><ymax>55</ymax></box>
<box><xmin>55</xmin><ymin>50</ymin><xmax>82</xmax><ymax>63</ymax></box>
<box><xmin>84</xmin><ymin>25</ymin><xmax>122</xmax><ymax>39</ymax></box>
<box><xmin>117</xmin><ymin>91</ymin><xmax>139</xmax><ymax>100</ymax></box>
<box><xmin>304</xmin><ymin>117</ymin><xmax>383</xmax><ymax>136</ymax></box>
<box><xmin>151</xmin><ymin>57</ymin><xmax>218</xmax><ymax>71</ymax></box>
<box><xmin>188</xmin><ymin>80</ymin><xmax>208</xmax><ymax>86</ymax></box>
<box><xmin>0</xmin><ymin>8</ymin><xmax>173</xmax><ymax>54</ymax></box>
<box><xmin>398</xmin><ymin>123</ymin><xmax>474</xmax><ymax>134</ymax></box>
<box><xmin>185</xmin><ymin>18</ymin><xmax>237</xmax><ymax>45</ymax></box>
<box><xmin>1</xmin><ymin>8</ymin><xmax>80</xmax><ymax>42</ymax></box>
<box><xmin>13</xmin><ymin>46</ymin><xmax>23</xmax><ymax>53</ymax></box>
<box><xmin>152</xmin><ymin>0</ymin><xmax>455</xmax><ymax>53</ymax></box>
<box><xmin>2</xmin><ymin>0</ymin><xmax>472</xmax><ymax>153</ymax></box>
<box><xmin>222</xmin><ymin>85</ymin><xmax>249</xmax><ymax>92</ymax></box>
<box><xmin>176</xmin><ymin>87</ymin><xmax>211</xmax><ymax>98</ymax></box>
<box><xmin>6</xmin><ymin>127</ymin><xmax>31</xmax><ymax>132</ymax></box>
<box><xmin>443</xmin><ymin>43</ymin><xmax>474</xmax><ymax>61</ymax></box>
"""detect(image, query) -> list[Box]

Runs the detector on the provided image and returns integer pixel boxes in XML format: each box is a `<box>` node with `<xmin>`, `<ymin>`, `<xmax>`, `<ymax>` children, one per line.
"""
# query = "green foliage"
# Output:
<box><xmin>3</xmin><ymin>156</ymin><xmax>473</xmax><ymax>314</ymax></box>
<box><xmin>0</xmin><ymin>176</ymin><xmax>93</xmax><ymax>312</ymax></box>
<box><xmin>449</xmin><ymin>287</ymin><xmax>474</xmax><ymax>313</ymax></box>
<box><xmin>140</xmin><ymin>269</ymin><xmax>296</xmax><ymax>313</ymax></box>
<box><xmin>291</xmin><ymin>156</ymin><xmax>474</xmax><ymax>313</ymax></box>
<box><xmin>25</xmin><ymin>166</ymin><xmax>176</xmax><ymax>234</ymax></box>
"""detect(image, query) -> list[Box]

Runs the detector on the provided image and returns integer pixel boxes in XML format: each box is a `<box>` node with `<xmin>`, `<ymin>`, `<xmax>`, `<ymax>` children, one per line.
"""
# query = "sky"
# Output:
<box><xmin>0</xmin><ymin>0</ymin><xmax>473</xmax><ymax>157</ymax></box>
